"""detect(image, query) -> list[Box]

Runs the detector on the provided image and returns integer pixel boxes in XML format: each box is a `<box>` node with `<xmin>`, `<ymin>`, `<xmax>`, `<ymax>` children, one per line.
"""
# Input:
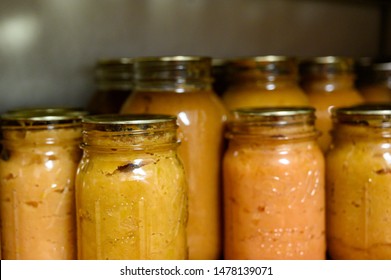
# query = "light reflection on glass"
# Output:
<box><xmin>278</xmin><ymin>158</ymin><xmax>290</xmax><ymax>165</ymax></box>
<box><xmin>178</xmin><ymin>112</ymin><xmax>190</xmax><ymax>126</ymax></box>
<box><xmin>383</xmin><ymin>152</ymin><xmax>391</xmax><ymax>164</ymax></box>
<box><xmin>325</xmin><ymin>84</ymin><xmax>335</xmax><ymax>92</ymax></box>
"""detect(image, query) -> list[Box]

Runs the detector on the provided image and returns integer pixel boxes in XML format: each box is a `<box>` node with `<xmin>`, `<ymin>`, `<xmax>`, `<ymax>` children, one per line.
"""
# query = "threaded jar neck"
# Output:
<box><xmin>225</xmin><ymin>56</ymin><xmax>299</xmax><ymax>84</ymax></box>
<box><xmin>95</xmin><ymin>58</ymin><xmax>134</xmax><ymax>91</ymax></box>
<box><xmin>133</xmin><ymin>56</ymin><xmax>213</xmax><ymax>92</ymax></box>
<box><xmin>332</xmin><ymin>104</ymin><xmax>391</xmax><ymax>127</ymax></box>
<box><xmin>226</xmin><ymin>106</ymin><xmax>318</xmax><ymax>141</ymax></box>
<box><xmin>81</xmin><ymin>114</ymin><xmax>179</xmax><ymax>151</ymax></box>
<box><xmin>0</xmin><ymin>108</ymin><xmax>86</xmax><ymax>145</ymax></box>
<box><xmin>299</xmin><ymin>56</ymin><xmax>355</xmax><ymax>78</ymax></box>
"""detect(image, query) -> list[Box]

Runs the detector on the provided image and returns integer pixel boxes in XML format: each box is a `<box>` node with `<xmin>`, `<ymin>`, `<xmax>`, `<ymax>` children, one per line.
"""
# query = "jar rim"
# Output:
<box><xmin>300</xmin><ymin>56</ymin><xmax>353</xmax><ymax>65</ymax></box>
<box><xmin>1</xmin><ymin>108</ymin><xmax>88</xmax><ymax>126</ymax></box>
<box><xmin>232</xmin><ymin>106</ymin><xmax>315</xmax><ymax>117</ymax></box>
<box><xmin>96</xmin><ymin>57</ymin><xmax>134</xmax><ymax>66</ymax></box>
<box><xmin>333</xmin><ymin>104</ymin><xmax>391</xmax><ymax>116</ymax></box>
<box><xmin>373</xmin><ymin>62</ymin><xmax>391</xmax><ymax>71</ymax></box>
<box><xmin>227</xmin><ymin>55</ymin><xmax>294</xmax><ymax>63</ymax></box>
<box><xmin>82</xmin><ymin>114</ymin><xmax>177</xmax><ymax>125</ymax></box>
<box><xmin>134</xmin><ymin>56</ymin><xmax>211</xmax><ymax>63</ymax></box>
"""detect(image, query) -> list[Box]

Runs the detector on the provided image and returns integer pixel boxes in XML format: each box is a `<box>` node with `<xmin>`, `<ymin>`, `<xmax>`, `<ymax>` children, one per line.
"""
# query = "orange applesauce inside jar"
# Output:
<box><xmin>120</xmin><ymin>56</ymin><xmax>227</xmax><ymax>260</ymax></box>
<box><xmin>0</xmin><ymin>108</ymin><xmax>86</xmax><ymax>259</ymax></box>
<box><xmin>223</xmin><ymin>107</ymin><xmax>326</xmax><ymax>260</ymax></box>
<box><xmin>299</xmin><ymin>56</ymin><xmax>364</xmax><ymax>152</ymax></box>
<box><xmin>326</xmin><ymin>104</ymin><xmax>391</xmax><ymax>260</ymax></box>
<box><xmin>221</xmin><ymin>56</ymin><xmax>310</xmax><ymax>110</ymax></box>
<box><xmin>76</xmin><ymin>114</ymin><xmax>188</xmax><ymax>260</ymax></box>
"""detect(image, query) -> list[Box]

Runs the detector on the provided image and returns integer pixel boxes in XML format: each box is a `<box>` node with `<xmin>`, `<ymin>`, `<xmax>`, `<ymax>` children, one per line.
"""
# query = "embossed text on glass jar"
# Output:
<box><xmin>223</xmin><ymin>107</ymin><xmax>326</xmax><ymax>260</ymax></box>
<box><xmin>76</xmin><ymin>114</ymin><xmax>188</xmax><ymax>260</ymax></box>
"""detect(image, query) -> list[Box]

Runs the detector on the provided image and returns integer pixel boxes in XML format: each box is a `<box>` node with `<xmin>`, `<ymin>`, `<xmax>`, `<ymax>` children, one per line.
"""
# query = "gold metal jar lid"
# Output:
<box><xmin>373</xmin><ymin>62</ymin><xmax>391</xmax><ymax>71</ymax></box>
<box><xmin>1</xmin><ymin>107</ymin><xmax>88</xmax><ymax>127</ymax></box>
<box><xmin>299</xmin><ymin>56</ymin><xmax>354</xmax><ymax>75</ymax></box>
<box><xmin>225</xmin><ymin>55</ymin><xmax>297</xmax><ymax>76</ymax></box>
<box><xmin>229</xmin><ymin>106</ymin><xmax>316</xmax><ymax>127</ymax></box>
<box><xmin>134</xmin><ymin>56</ymin><xmax>210</xmax><ymax>63</ymax></box>
<box><xmin>95</xmin><ymin>57</ymin><xmax>134</xmax><ymax>90</ymax></box>
<box><xmin>332</xmin><ymin>104</ymin><xmax>391</xmax><ymax>127</ymax></box>
<box><xmin>82</xmin><ymin>114</ymin><xmax>178</xmax><ymax>132</ymax></box>
<box><xmin>233</xmin><ymin>106</ymin><xmax>315</xmax><ymax>117</ymax></box>
<box><xmin>133</xmin><ymin>56</ymin><xmax>213</xmax><ymax>85</ymax></box>
<box><xmin>97</xmin><ymin>57</ymin><xmax>133</xmax><ymax>66</ymax></box>
<box><xmin>226</xmin><ymin>106</ymin><xmax>318</xmax><ymax>139</ymax></box>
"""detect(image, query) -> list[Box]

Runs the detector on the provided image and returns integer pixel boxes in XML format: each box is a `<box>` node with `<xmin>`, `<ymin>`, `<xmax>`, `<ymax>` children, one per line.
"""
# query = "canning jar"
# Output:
<box><xmin>358</xmin><ymin>62</ymin><xmax>391</xmax><ymax>103</ymax></box>
<box><xmin>0</xmin><ymin>108</ymin><xmax>85</xmax><ymax>259</ymax></box>
<box><xmin>326</xmin><ymin>104</ymin><xmax>391</xmax><ymax>260</ymax></box>
<box><xmin>299</xmin><ymin>56</ymin><xmax>364</xmax><ymax>152</ymax></box>
<box><xmin>120</xmin><ymin>56</ymin><xmax>227</xmax><ymax>260</ymax></box>
<box><xmin>87</xmin><ymin>58</ymin><xmax>133</xmax><ymax>114</ymax></box>
<box><xmin>223</xmin><ymin>107</ymin><xmax>325</xmax><ymax>260</ymax></box>
<box><xmin>221</xmin><ymin>56</ymin><xmax>310</xmax><ymax>110</ymax></box>
<box><xmin>76</xmin><ymin>114</ymin><xmax>188</xmax><ymax>260</ymax></box>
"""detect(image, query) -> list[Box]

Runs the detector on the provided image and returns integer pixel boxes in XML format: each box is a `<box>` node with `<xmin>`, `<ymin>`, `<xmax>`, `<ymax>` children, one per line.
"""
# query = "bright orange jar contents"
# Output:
<box><xmin>222</xmin><ymin>56</ymin><xmax>310</xmax><ymax>110</ymax></box>
<box><xmin>326</xmin><ymin>105</ymin><xmax>391</xmax><ymax>259</ymax></box>
<box><xmin>223</xmin><ymin>107</ymin><xmax>325</xmax><ymax>260</ymax></box>
<box><xmin>120</xmin><ymin>56</ymin><xmax>227</xmax><ymax>260</ymax></box>
<box><xmin>299</xmin><ymin>56</ymin><xmax>364</xmax><ymax>152</ymax></box>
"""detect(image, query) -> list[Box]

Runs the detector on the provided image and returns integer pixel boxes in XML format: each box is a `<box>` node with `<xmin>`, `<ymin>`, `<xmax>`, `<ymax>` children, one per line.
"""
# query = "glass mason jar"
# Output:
<box><xmin>87</xmin><ymin>58</ymin><xmax>133</xmax><ymax>114</ymax></box>
<box><xmin>358</xmin><ymin>62</ymin><xmax>391</xmax><ymax>103</ymax></box>
<box><xmin>221</xmin><ymin>56</ymin><xmax>310</xmax><ymax>110</ymax></box>
<box><xmin>0</xmin><ymin>108</ymin><xmax>85</xmax><ymax>259</ymax></box>
<box><xmin>223</xmin><ymin>107</ymin><xmax>326</xmax><ymax>260</ymax></box>
<box><xmin>120</xmin><ymin>56</ymin><xmax>227</xmax><ymax>260</ymax></box>
<box><xmin>299</xmin><ymin>56</ymin><xmax>364</xmax><ymax>152</ymax></box>
<box><xmin>326</xmin><ymin>104</ymin><xmax>391</xmax><ymax>260</ymax></box>
<box><xmin>76</xmin><ymin>114</ymin><xmax>188</xmax><ymax>260</ymax></box>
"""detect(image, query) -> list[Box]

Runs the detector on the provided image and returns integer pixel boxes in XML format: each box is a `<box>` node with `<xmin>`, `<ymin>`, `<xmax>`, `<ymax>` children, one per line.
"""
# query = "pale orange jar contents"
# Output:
<box><xmin>120</xmin><ymin>56</ymin><xmax>227</xmax><ymax>260</ymax></box>
<box><xmin>221</xmin><ymin>56</ymin><xmax>310</xmax><ymax>110</ymax></box>
<box><xmin>326</xmin><ymin>104</ymin><xmax>391</xmax><ymax>260</ymax></box>
<box><xmin>299</xmin><ymin>56</ymin><xmax>364</xmax><ymax>152</ymax></box>
<box><xmin>76</xmin><ymin>115</ymin><xmax>187</xmax><ymax>260</ymax></box>
<box><xmin>0</xmin><ymin>108</ymin><xmax>85</xmax><ymax>259</ymax></box>
<box><xmin>223</xmin><ymin>107</ymin><xmax>326</xmax><ymax>260</ymax></box>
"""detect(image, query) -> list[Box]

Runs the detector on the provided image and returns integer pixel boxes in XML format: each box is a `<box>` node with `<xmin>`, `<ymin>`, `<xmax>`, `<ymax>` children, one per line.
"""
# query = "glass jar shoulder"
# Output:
<box><xmin>224</xmin><ymin>140</ymin><xmax>324</xmax><ymax>173</ymax></box>
<box><xmin>222</xmin><ymin>85</ymin><xmax>309</xmax><ymax>109</ymax></box>
<box><xmin>327</xmin><ymin>136</ymin><xmax>391</xmax><ymax>173</ymax></box>
<box><xmin>122</xmin><ymin>89</ymin><xmax>226</xmax><ymax>115</ymax></box>
<box><xmin>306</xmin><ymin>88</ymin><xmax>364</xmax><ymax>108</ymax></box>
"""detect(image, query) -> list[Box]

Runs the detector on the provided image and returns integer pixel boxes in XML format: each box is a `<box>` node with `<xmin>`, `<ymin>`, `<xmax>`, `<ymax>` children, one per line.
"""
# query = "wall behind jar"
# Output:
<box><xmin>0</xmin><ymin>0</ymin><xmax>388</xmax><ymax>113</ymax></box>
